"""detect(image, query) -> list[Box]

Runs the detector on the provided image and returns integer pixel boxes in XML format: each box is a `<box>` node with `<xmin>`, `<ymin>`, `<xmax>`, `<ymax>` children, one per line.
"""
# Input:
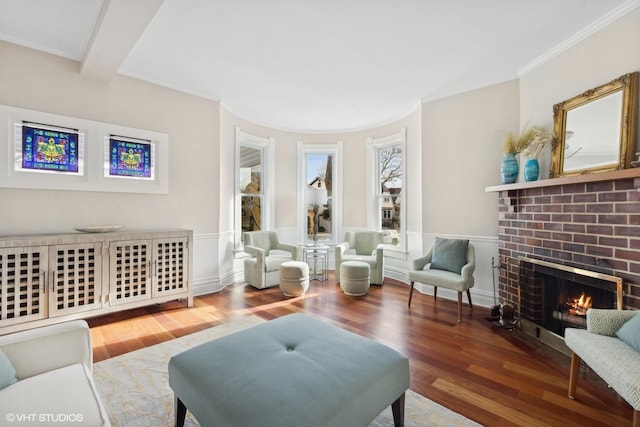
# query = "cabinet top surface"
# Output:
<box><xmin>0</xmin><ymin>228</ymin><xmax>193</xmax><ymax>246</ymax></box>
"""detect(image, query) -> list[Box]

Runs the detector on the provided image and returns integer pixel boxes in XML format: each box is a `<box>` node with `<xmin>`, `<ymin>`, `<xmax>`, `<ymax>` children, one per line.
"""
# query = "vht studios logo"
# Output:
<box><xmin>6</xmin><ymin>413</ymin><xmax>84</xmax><ymax>423</ymax></box>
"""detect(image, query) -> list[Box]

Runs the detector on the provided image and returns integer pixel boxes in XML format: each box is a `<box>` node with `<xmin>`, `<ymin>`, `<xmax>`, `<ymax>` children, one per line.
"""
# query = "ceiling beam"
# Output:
<box><xmin>80</xmin><ymin>0</ymin><xmax>164</xmax><ymax>82</ymax></box>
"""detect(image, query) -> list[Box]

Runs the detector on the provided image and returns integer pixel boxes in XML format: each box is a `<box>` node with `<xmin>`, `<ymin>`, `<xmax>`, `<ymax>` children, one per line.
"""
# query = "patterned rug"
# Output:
<box><xmin>93</xmin><ymin>315</ymin><xmax>481</xmax><ymax>427</ymax></box>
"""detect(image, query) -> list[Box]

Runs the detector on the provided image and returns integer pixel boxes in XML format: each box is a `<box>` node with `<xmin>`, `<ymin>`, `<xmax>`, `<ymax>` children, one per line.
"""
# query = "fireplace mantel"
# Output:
<box><xmin>485</xmin><ymin>168</ymin><xmax>640</xmax><ymax>193</ymax></box>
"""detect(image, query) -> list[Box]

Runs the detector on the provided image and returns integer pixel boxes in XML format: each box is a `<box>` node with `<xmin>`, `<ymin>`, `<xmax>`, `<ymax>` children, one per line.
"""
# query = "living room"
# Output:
<box><xmin>1</xmin><ymin>1</ymin><xmax>640</xmax><ymax>426</ymax></box>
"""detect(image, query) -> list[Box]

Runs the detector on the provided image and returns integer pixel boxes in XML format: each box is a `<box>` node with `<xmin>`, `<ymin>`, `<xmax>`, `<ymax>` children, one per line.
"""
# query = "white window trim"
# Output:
<box><xmin>367</xmin><ymin>128</ymin><xmax>407</xmax><ymax>256</ymax></box>
<box><xmin>297</xmin><ymin>141</ymin><xmax>343</xmax><ymax>246</ymax></box>
<box><xmin>234</xmin><ymin>127</ymin><xmax>274</xmax><ymax>251</ymax></box>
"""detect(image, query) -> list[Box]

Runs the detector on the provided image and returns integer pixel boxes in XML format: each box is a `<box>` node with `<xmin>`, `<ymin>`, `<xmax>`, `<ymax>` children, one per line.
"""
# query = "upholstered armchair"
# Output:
<box><xmin>0</xmin><ymin>320</ymin><xmax>111</xmax><ymax>426</ymax></box>
<box><xmin>243</xmin><ymin>231</ymin><xmax>300</xmax><ymax>289</ymax></box>
<box><xmin>408</xmin><ymin>238</ymin><xmax>475</xmax><ymax>322</ymax></box>
<box><xmin>335</xmin><ymin>231</ymin><xmax>384</xmax><ymax>285</ymax></box>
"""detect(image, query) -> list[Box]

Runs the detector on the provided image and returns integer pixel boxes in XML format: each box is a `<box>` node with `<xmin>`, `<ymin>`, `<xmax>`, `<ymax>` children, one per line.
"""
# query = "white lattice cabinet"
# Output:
<box><xmin>109</xmin><ymin>239</ymin><xmax>151</xmax><ymax>306</ymax></box>
<box><xmin>109</xmin><ymin>237</ymin><xmax>189</xmax><ymax>306</ymax></box>
<box><xmin>0</xmin><ymin>229</ymin><xmax>192</xmax><ymax>334</ymax></box>
<box><xmin>0</xmin><ymin>246</ymin><xmax>48</xmax><ymax>326</ymax></box>
<box><xmin>49</xmin><ymin>242</ymin><xmax>103</xmax><ymax>317</ymax></box>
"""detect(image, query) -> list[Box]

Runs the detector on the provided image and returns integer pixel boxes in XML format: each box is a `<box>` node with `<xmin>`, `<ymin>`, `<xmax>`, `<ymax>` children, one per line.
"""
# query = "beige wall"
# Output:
<box><xmin>421</xmin><ymin>79</ymin><xmax>520</xmax><ymax>237</ymax></box>
<box><xmin>0</xmin><ymin>41</ymin><xmax>220</xmax><ymax>236</ymax></box>
<box><xmin>418</xmin><ymin>8</ymin><xmax>640</xmax><ymax>238</ymax></box>
<box><xmin>520</xmin><ymin>8</ymin><xmax>640</xmax><ymax>179</ymax></box>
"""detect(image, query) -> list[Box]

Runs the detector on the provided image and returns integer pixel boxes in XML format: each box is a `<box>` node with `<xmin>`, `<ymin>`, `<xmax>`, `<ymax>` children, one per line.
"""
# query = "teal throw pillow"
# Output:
<box><xmin>430</xmin><ymin>238</ymin><xmax>469</xmax><ymax>274</ymax></box>
<box><xmin>0</xmin><ymin>349</ymin><xmax>18</xmax><ymax>390</ymax></box>
<box><xmin>616</xmin><ymin>312</ymin><xmax>640</xmax><ymax>352</ymax></box>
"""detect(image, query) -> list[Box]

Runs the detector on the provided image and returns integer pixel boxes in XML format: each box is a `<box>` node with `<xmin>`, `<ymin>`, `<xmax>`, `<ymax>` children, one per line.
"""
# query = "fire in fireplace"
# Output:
<box><xmin>566</xmin><ymin>292</ymin><xmax>592</xmax><ymax>316</ymax></box>
<box><xmin>551</xmin><ymin>292</ymin><xmax>593</xmax><ymax>330</ymax></box>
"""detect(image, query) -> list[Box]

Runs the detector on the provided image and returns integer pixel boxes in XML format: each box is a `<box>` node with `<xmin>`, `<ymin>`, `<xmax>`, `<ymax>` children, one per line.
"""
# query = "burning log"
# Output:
<box><xmin>552</xmin><ymin>310</ymin><xmax>587</xmax><ymax>328</ymax></box>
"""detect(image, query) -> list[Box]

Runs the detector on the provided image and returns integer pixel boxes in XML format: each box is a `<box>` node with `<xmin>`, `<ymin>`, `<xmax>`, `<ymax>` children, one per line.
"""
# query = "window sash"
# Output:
<box><xmin>298</xmin><ymin>142</ymin><xmax>342</xmax><ymax>246</ymax></box>
<box><xmin>368</xmin><ymin>129</ymin><xmax>406</xmax><ymax>252</ymax></box>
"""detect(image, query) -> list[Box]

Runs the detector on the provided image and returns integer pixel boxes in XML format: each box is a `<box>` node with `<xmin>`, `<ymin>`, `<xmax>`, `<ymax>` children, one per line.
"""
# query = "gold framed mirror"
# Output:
<box><xmin>550</xmin><ymin>72</ymin><xmax>638</xmax><ymax>177</ymax></box>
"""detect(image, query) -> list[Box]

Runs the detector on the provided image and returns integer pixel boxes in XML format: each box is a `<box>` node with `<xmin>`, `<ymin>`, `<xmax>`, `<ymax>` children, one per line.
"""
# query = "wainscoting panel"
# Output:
<box><xmin>192</xmin><ymin>233</ymin><xmax>221</xmax><ymax>296</ymax></box>
<box><xmin>195</xmin><ymin>230</ymin><xmax>500</xmax><ymax>310</ymax></box>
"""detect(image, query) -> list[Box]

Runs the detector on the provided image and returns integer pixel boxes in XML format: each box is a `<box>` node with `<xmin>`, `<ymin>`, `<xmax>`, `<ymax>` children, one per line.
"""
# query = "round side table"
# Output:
<box><xmin>303</xmin><ymin>245</ymin><xmax>329</xmax><ymax>281</ymax></box>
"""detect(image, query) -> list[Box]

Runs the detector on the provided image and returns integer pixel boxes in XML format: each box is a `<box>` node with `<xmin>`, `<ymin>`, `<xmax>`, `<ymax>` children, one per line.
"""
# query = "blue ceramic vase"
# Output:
<box><xmin>501</xmin><ymin>154</ymin><xmax>519</xmax><ymax>184</ymax></box>
<box><xmin>524</xmin><ymin>158</ymin><xmax>540</xmax><ymax>182</ymax></box>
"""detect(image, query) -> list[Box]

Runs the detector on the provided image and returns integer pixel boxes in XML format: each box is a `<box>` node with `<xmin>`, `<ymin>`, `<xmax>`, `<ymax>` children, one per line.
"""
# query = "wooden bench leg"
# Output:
<box><xmin>568</xmin><ymin>352</ymin><xmax>581</xmax><ymax>399</ymax></box>
<box><xmin>391</xmin><ymin>392</ymin><xmax>405</xmax><ymax>427</ymax></box>
<box><xmin>175</xmin><ymin>395</ymin><xmax>187</xmax><ymax>427</ymax></box>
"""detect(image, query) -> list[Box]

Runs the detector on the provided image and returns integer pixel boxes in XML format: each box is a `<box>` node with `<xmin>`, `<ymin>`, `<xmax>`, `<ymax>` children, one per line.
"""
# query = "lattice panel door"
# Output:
<box><xmin>0</xmin><ymin>246</ymin><xmax>48</xmax><ymax>326</ymax></box>
<box><xmin>109</xmin><ymin>240</ymin><xmax>151</xmax><ymax>305</ymax></box>
<box><xmin>152</xmin><ymin>237</ymin><xmax>189</xmax><ymax>298</ymax></box>
<box><xmin>49</xmin><ymin>243</ymin><xmax>103</xmax><ymax>317</ymax></box>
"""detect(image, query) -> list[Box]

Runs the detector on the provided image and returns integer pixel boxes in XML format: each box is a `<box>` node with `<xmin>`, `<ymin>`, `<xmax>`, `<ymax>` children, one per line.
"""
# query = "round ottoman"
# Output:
<box><xmin>279</xmin><ymin>261</ymin><xmax>310</xmax><ymax>297</ymax></box>
<box><xmin>339</xmin><ymin>261</ymin><xmax>370</xmax><ymax>296</ymax></box>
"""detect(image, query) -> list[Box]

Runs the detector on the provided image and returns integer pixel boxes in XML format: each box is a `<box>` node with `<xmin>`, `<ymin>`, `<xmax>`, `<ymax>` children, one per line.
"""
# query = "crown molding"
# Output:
<box><xmin>517</xmin><ymin>0</ymin><xmax>640</xmax><ymax>77</ymax></box>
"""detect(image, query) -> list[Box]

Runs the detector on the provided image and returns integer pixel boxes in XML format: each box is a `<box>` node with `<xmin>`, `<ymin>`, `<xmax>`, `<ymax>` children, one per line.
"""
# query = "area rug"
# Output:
<box><xmin>93</xmin><ymin>315</ymin><xmax>481</xmax><ymax>427</ymax></box>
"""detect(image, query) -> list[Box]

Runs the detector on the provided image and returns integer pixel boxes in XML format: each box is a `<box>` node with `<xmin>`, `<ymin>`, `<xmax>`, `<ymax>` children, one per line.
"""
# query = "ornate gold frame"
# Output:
<box><xmin>550</xmin><ymin>72</ymin><xmax>638</xmax><ymax>177</ymax></box>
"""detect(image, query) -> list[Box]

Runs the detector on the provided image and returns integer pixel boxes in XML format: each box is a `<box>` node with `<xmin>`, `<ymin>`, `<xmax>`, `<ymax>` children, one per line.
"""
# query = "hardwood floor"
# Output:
<box><xmin>88</xmin><ymin>275</ymin><xmax>633</xmax><ymax>426</ymax></box>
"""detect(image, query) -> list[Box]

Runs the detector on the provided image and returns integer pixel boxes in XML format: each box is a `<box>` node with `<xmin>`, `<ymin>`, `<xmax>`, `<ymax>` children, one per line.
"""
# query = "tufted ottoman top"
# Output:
<box><xmin>169</xmin><ymin>313</ymin><xmax>409</xmax><ymax>427</ymax></box>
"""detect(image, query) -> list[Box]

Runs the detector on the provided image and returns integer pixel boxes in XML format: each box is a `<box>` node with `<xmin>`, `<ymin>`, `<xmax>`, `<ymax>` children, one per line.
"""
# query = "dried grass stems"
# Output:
<box><xmin>503</xmin><ymin>126</ymin><xmax>553</xmax><ymax>158</ymax></box>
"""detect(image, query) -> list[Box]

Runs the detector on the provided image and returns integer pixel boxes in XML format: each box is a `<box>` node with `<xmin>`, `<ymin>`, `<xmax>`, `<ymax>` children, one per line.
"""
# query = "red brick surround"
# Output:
<box><xmin>495</xmin><ymin>174</ymin><xmax>640</xmax><ymax>317</ymax></box>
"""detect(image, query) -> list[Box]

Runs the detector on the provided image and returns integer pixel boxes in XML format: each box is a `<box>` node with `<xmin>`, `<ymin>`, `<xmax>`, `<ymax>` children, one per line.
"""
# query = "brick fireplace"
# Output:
<box><xmin>488</xmin><ymin>169</ymin><xmax>640</xmax><ymax>343</ymax></box>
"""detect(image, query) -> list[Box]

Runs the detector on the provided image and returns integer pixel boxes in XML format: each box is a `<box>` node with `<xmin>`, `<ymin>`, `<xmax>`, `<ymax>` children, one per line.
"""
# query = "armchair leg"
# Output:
<box><xmin>466</xmin><ymin>289</ymin><xmax>473</xmax><ymax>309</ymax></box>
<box><xmin>408</xmin><ymin>281</ymin><xmax>415</xmax><ymax>307</ymax></box>
<box><xmin>433</xmin><ymin>286</ymin><xmax>438</xmax><ymax>300</ymax></box>
<box><xmin>457</xmin><ymin>292</ymin><xmax>462</xmax><ymax>322</ymax></box>
<box><xmin>568</xmin><ymin>352</ymin><xmax>581</xmax><ymax>399</ymax></box>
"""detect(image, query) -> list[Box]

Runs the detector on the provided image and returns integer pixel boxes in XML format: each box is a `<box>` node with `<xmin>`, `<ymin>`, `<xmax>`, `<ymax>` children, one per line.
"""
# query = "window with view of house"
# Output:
<box><xmin>298</xmin><ymin>142</ymin><xmax>342</xmax><ymax>245</ymax></box>
<box><xmin>306</xmin><ymin>153</ymin><xmax>332</xmax><ymax>243</ymax></box>
<box><xmin>368</xmin><ymin>129</ymin><xmax>406</xmax><ymax>251</ymax></box>
<box><xmin>235</xmin><ymin>128</ymin><xmax>273</xmax><ymax>249</ymax></box>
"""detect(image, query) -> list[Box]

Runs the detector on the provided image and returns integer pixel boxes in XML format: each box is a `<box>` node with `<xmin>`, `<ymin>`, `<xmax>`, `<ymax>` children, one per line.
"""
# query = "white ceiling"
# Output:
<box><xmin>0</xmin><ymin>0</ymin><xmax>637</xmax><ymax>133</ymax></box>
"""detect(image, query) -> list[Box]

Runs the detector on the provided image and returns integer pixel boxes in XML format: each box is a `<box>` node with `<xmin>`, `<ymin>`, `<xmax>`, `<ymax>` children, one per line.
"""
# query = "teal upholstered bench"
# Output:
<box><xmin>168</xmin><ymin>313</ymin><xmax>410</xmax><ymax>427</ymax></box>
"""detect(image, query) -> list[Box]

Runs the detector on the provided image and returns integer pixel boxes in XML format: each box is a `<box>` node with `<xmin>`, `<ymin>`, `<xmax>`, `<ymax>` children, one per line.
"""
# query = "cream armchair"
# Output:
<box><xmin>408</xmin><ymin>238</ymin><xmax>475</xmax><ymax>322</ymax></box>
<box><xmin>0</xmin><ymin>320</ymin><xmax>111</xmax><ymax>426</ymax></box>
<box><xmin>335</xmin><ymin>231</ymin><xmax>385</xmax><ymax>285</ymax></box>
<box><xmin>243</xmin><ymin>231</ymin><xmax>301</xmax><ymax>289</ymax></box>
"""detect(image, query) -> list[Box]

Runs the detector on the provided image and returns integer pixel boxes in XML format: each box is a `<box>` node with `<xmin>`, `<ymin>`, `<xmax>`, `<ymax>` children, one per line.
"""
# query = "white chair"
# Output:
<box><xmin>408</xmin><ymin>238</ymin><xmax>475</xmax><ymax>322</ymax></box>
<box><xmin>243</xmin><ymin>231</ymin><xmax>300</xmax><ymax>289</ymax></box>
<box><xmin>335</xmin><ymin>231</ymin><xmax>384</xmax><ymax>285</ymax></box>
<box><xmin>0</xmin><ymin>320</ymin><xmax>111</xmax><ymax>426</ymax></box>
